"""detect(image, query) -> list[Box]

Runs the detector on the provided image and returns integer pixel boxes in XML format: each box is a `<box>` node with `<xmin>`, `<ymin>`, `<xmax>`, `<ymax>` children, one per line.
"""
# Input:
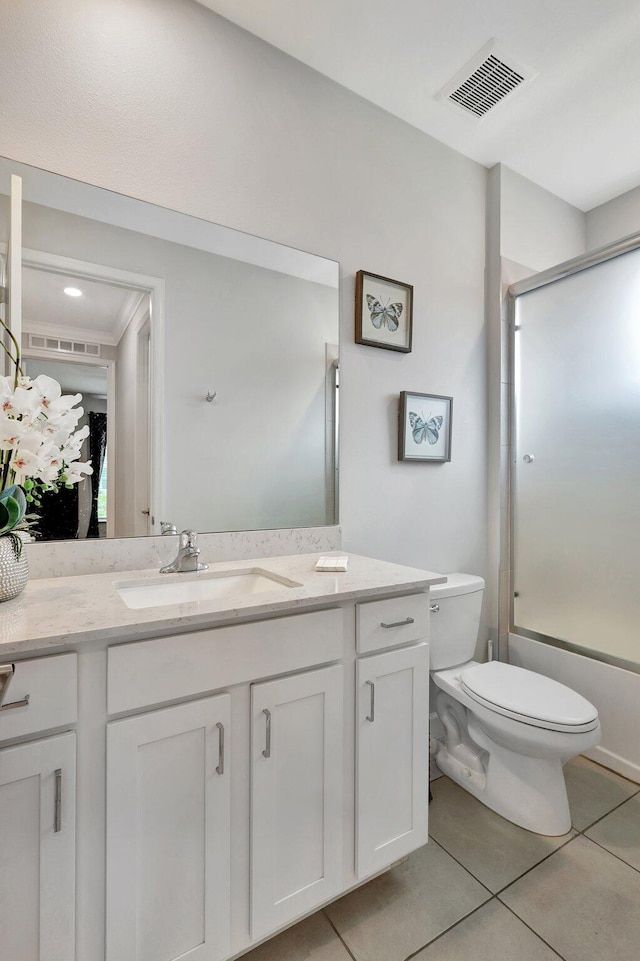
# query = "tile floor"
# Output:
<box><xmin>241</xmin><ymin>756</ymin><xmax>640</xmax><ymax>961</ymax></box>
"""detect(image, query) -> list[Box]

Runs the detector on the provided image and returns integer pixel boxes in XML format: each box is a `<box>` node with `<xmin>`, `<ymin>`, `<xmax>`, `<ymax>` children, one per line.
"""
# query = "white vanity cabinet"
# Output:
<box><xmin>105</xmin><ymin>694</ymin><xmax>231</xmax><ymax>961</ymax></box>
<box><xmin>355</xmin><ymin>644</ymin><xmax>429</xmax><ymax>878</ymax></box>
<box><xmin>1</xmin><ymin>554</ymin><xmax>441</xmax><ymax>961</ymax></box>
<box><xmin>250</xmin><ymin>664</ymin><xmax>344</xmax><ymax>939</ymax></box>
<box><xmin>0</xmin><ymin>652</ymin><xmax>78</xmax><ymax>961</ymax></box>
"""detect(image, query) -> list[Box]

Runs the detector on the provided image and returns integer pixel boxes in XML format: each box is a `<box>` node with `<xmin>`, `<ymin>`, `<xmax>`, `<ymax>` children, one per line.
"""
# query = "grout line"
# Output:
<box><xmin>428</xmin><ymin>826</ymin><xmax>576</xmax><ymax>900</ymax></box>
<box><xmin>492</xmin><ymin>831</ymin><xmax>578</xmax><ymax>897</ymax></box>
<box><xmin>579</xmin><ymin>833</ymin><xmax>640</xmax><ymax>878</ymax></box>
<box><xmin>401</xmin><ymin>898</ymin><xmax>498</xmax><ymax>961</ymax></box>
<box><xmin>323</xmin><ymin>911</ymin><xmax>358</xmax><ymax>961</ymax></box>
<box><xmin>426</xmin><ymin>836</ymin><xmax>495</xmax><ymax>897</ymax></box>
<box><xmin>499</xmin><ymin>900</ymin><xmax>567</xmax><ymax>960</ymax></box>
<box><xmin>574</xmin><ymin>791</ymin><xmax>640</xmax><ymax>836</ymax></box>
<box><xmin>577</xmin><ymin>756</ymin><xmax>640</xmax><ymax>792</ymax></box>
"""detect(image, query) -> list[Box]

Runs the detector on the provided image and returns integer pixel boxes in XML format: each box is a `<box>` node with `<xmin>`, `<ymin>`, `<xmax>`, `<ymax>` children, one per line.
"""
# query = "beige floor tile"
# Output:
<box><xmin>324</xmin><ymin>840</ymin><xmax>490</xmax><ymax>961</ymax></box>
<box><xmin>499</xmin><ymin>836</ymin><xmax>640</xmax><ymax>961</ymax></box>
<box><xmin>585</xmin><ymin>794</ymin><xmax>640</xmax><ymax>871</ymax></box>
<box><xmin>428</xmin><ymin>775</ymin><xmax>574</xmax><ymax>893</ymax></box>
<box><xmin>412</xmin><ymin>899</ymin><xmax>561</xmax><ymax>961</ymax></box>
<box><xmin>237</xmin><ymin>912</ymin><xmax>352</xmax><ymax>961</ymax></box>
<box><xmin>564</xmin><ymin>756</ymin><xmax>639</xmax><ymax>831</ymax></box>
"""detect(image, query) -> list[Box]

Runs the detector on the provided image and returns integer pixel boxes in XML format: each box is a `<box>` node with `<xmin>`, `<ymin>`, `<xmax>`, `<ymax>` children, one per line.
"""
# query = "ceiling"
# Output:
<box><xmin>197</xmin><ymin>0</ymin><xmax>640</xmax><ymax>211</ymax></box>
<box><xmin>22</xmin><ymin>267</ymin><xmax>144</xmax><ymax>345</ymax></box>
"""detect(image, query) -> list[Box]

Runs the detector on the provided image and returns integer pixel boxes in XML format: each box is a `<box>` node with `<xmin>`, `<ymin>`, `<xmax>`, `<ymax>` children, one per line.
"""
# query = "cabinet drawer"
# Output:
<box><xmin>356</xmin><ymin>593</ymin><xmax>428</xmax><ymax>654</ymax></box>
<box><xmin>0</xmin><ymin>653</ymin><xmax>78</xmax><ymax>742</ymax></box>
<box><xmin>108</xmin><ymin>607</ymin><xmax>344</xmax><ymax>715</ymax></box>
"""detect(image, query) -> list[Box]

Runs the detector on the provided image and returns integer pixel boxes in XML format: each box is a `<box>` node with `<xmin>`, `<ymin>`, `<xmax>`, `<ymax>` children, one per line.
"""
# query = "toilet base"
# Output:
<box><xmin>435</xmin><ymin>739</ymin><xmax>571</xmax><ymax>836</ymax></box>
<box><xmin>435</xmin><ymin>692</ymin><xmax>572</xmax><ymax>836</ymax></box>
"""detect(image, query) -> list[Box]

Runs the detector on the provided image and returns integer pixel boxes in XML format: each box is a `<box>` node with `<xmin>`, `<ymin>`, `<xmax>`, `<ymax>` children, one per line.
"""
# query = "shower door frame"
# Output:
<box><xmin>506</xmin><ymin>229</ymin><xmax>640</xmax><ymax>676</ymax></box>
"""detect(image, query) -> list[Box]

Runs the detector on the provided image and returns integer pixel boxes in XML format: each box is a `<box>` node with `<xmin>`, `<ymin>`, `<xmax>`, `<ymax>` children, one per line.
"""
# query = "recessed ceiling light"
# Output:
<box><xmin>64</xmin><ymin>286</ymin><xmax>83</xmax><ymax>297</ymax></box>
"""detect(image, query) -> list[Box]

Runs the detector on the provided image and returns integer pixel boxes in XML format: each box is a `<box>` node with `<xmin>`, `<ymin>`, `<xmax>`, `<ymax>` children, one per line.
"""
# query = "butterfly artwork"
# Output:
<box><xmin>399</xmin><ymin>391</ymin><xmax>452</xmax><ymax>462</ymax></box>
<box><xmin>355</xmin><ymin>272</ymin><xmax>412</xmax><ymax>352</ymax></box>
<box><xmin>365</xmin><ymin>294</ymin><xmax>403</xmax><ymax>332</ymax></box>
<box><xmin>409</xmin><ymin>411</ymin><xmax>443</xmax><ymax>446</ymax></box>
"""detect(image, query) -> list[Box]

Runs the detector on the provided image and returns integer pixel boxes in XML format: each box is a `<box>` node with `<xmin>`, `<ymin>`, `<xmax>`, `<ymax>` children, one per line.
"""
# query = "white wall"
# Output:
<box><xmin>0</xmin><ymin>0</ymin><xmax>488</xmax><ymax>578</ymax></box>
<box><xmin>114</xmin><ymin>310</ymin><xmax>145</xmax><ymax>537</ymax></box>
<box><xmin>499</xmin><ymin>165</ymin><xmax>586</xmax><ymax>271</ymax></box>
<box><xmin>586</xmin><ymin>183</ymin><xmax>640</xmax><ymax>250</ymax></box>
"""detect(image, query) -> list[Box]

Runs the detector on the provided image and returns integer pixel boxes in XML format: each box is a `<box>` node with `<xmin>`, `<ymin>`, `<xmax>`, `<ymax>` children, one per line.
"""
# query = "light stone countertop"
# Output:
<box><xmin>0</xmin><ymin>553</ymin><xmax>446</xmax><ymax>656</ymax></box>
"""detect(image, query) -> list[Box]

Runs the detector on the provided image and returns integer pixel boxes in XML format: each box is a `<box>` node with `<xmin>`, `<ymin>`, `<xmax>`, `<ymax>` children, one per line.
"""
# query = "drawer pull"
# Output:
<box><xmin>0</xmin><ymin>664</ymin><xmax>30</xmax><ymax>712</ymax></box>
<box><xmin>365</xmin><ymin>680</ymin><xmax>375</xmax><ymax>722</ymax></box>
<box><xmin>0</xmin><ymin>693</ymin><xmax>30</xmax><ymax>712</ymax></box>
<box><xmin>54</xmin><ymin>768</ymin><xmax>62</xmax><ymax>833</ymax></box>
<box><xmin>262</xmin><ymin>708</ymin><xmax>272</xmax><ymax>758</ymax></box>
<box><xmin>380</xmin><ymin>617</ymin><xmax>415</xmax><ymax>629</ymax></box>
<box><xmin>216</xmin><ymin>722</ymin><xmax>225</xmax><ymax>775</ymax></box>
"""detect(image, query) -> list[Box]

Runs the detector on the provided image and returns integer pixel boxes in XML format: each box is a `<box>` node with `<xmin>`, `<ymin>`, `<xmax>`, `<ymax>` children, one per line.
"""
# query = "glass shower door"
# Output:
<box><xmin>513</xmin><ymin>245</ymin><xmax>640</xmax><ymax>669</ymax></box>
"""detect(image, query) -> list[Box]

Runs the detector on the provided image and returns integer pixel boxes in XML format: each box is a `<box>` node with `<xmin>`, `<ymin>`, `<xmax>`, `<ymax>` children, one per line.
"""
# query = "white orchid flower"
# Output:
<box><xmin>0</xmin><ymin>373</ymin><xmax>93</xmax><ymax>495</ymax></box>
<box><xmin>0</xmin><ymin>417</ymin><xmax>27</xmax><ymax>450</ymax></box>
<box><xmin>10</xmin><ymin>386</ymin><xmax>45</xmax><ymax>424</ymax></box>
<box><xmin>62</xmin><ymin>461</ymin><xmax>93</xmax><ymax>484</ymax></box>
<box><xmin>32</xmin><ymin>374</ymin><xmax>62</xmax><ymax>407</ymax></box>
<box><xmin>48</xmin><ymin>405</ymin><xmax>84</xmax><ymax>432</ymax></box>
<box><xmin>0</xmin><ymin>377</ymin><xmax>19</xmax><ymax>416</ymax></box>
<box><xmin>10</xmin><ymin>446</ymin><xmax>48</xmax><ymax>485</ymax></box>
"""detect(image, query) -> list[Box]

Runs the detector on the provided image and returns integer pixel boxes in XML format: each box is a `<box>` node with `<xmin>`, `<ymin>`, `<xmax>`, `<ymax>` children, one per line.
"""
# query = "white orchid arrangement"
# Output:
<box><xmin>0</xmin><ymin>319</ymin><xmax>92</xmax><ymax>548</ymax></box>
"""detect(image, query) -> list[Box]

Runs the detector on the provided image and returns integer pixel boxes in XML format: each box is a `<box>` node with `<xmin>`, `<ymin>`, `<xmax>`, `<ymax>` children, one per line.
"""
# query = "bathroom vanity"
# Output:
<box><xmin>0</xmin><ymin>553</ymin><xmax>444</xmax><ymax>961</ymax></box>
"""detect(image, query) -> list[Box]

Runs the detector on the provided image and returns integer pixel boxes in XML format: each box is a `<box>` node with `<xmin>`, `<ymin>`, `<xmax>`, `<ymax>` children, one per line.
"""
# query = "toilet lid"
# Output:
<box><xmin>460</xmin><ymin>662</ymin><xmax>599</xmax><ymax>731</ymax></box>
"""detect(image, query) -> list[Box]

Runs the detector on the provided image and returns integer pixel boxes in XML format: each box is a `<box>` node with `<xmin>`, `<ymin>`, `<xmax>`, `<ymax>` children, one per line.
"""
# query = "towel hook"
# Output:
<box><xmin>205</xmin><ymin>391</ymin><xmax>217</xmax><ymax>403</ymax></box>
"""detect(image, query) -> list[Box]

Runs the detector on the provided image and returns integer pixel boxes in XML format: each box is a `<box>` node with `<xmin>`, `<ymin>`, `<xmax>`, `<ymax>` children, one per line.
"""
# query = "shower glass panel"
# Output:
<box><xmin>512</xmin><ymin>245</ymin><xmax>640</xmax><ymax>669</ymax></box>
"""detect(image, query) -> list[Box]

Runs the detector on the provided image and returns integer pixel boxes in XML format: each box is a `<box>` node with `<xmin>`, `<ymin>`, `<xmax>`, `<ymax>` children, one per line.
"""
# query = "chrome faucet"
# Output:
<box><xmin>160</xmin><ymin>530</ymin><xmax>209</xmax><ymax>574</ymax></box>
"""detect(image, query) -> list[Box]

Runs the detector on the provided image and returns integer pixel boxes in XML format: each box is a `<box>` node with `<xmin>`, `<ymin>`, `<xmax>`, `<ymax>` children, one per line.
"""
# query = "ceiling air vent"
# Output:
<box><xmin>28</xmin><ymin>333</ymin><xmax>101</xmax><ymax>358</ymax></box>
<box><xmin>437</xmin><ymin>39</ymin><xmax>538</xmax><ymax>120</ymax></box>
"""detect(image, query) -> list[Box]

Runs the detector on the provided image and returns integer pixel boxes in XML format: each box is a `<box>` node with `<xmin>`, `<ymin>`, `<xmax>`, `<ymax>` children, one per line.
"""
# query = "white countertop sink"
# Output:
<box><xmin>115</xmin><ymin>568</ymin><xmax>302</xmax><ymax>610</ymax></box>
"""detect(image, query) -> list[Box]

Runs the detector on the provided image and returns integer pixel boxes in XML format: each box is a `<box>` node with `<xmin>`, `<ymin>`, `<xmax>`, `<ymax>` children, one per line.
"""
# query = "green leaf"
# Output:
<box><xmin>0</xmin><ymin>485</ymin><xmax>27</xmax><ymax>535</ymax></box>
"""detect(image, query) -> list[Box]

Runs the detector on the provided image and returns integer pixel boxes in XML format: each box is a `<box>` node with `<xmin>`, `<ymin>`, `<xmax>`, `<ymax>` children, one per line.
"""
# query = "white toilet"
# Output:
<box><xmin>430</xmin><ymin>574</ymin><xmax>601</xmax><ymax>836</ymax></box>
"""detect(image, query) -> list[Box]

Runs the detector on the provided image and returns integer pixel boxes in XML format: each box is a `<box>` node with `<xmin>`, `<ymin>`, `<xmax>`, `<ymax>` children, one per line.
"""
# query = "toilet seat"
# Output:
<box><xmin>460</xmin><ymin>662</ymin><xmax>599</xmax><ymax>734</ymax></box>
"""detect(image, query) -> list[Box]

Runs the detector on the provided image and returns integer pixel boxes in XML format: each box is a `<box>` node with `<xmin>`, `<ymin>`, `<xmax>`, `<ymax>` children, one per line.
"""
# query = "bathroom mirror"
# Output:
<box><xmin>0</xmin><ymin>157</ymin><xmax>340</xmax><ymax>541</ymax></box>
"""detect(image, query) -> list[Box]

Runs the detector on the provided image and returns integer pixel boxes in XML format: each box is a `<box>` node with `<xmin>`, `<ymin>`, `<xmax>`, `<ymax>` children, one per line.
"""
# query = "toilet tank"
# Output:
<box><xmin>429</xmin><ymin>573</ymin><xmax>485</xmax><ymax>670</ymax></box>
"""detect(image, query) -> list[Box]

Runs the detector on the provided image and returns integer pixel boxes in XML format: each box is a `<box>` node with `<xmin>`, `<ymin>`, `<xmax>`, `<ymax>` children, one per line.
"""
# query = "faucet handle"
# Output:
<box><xmin>180</xmin><ymin>530</ymin><xmax>198</xmax><ymax>551</ymax></box>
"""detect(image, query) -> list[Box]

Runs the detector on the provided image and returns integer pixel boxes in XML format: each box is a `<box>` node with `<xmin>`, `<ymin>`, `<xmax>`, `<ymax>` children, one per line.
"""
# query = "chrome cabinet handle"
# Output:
<box><xmin>262</xmin><ymin>709</ymin><xmax>271</xmax><ymax>758</ymax></box>
<box><xmin>380</xmin><ymin>617</ymin><xmax>414</xmax><ymax>629</ymax></box>
<box><xmin>430</xmin><ymin>604</ymin><xmax>440</xmax><ymax>614</ymax></box>
<box><xmin>365</xmin><ymin>680</ymin><xmax>375</xmax><ymax>722</ymax></box>
<box><xmin>216</xmin><ymin>722</ymin><xmax>225</xmax><ymax>775</ymax></box>
<box><xmin>0</xmin><ymin>663</ymin><xmax>30</xmax><ymax>712</ymax></box>
<box><xmin>54</xmin><ymin>768</ymin><xmax>62</xmax><ymax>833</ymax></box>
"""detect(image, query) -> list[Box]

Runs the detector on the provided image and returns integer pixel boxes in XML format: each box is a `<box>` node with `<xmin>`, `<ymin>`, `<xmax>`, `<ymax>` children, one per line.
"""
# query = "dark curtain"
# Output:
<box><xmin>36</xmin><ymin>484</ymin><xmax>79</xmax><ymax>540</ymax></box>
<box><xmin>87</xmin><ymin>412</ymin><xmax>107</xmax><ymax>538</ymax></box>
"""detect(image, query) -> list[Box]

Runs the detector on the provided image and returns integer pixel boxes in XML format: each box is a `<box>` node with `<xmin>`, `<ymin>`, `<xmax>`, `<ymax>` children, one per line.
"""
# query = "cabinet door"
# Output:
<box><xmin>106</xmin><ymin>694</ymin><xmax>230</xmax><ymax>961</ymax></box>
<box><xmin>0</xmin><ymin>731</ymin><xmax>76</xmax><ymax>961</ymax></box>
<box><xmin>250</xmin><ymin>664</ymin><xmax>343</xmax><ymax>940</ymax></box>
<box><xmin>356</xmin><ymin>644</ymin><xmax>429</xmax><ymax>878</ymax></box>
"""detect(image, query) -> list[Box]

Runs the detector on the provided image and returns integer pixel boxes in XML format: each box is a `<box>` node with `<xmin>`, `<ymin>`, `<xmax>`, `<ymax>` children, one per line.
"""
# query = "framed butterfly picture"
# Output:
<box><xmin>355</xmin><ymin>270</ymin><xmax>413</xmax><ymax>352</ymax></box>
<box><xmin>398</xmin><ymin>391</ymin><xmax>452</xmax><ymax>462</ymax></box>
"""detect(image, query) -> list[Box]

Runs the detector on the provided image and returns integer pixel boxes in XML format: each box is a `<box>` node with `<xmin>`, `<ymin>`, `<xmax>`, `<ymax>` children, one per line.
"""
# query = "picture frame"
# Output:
<box><xmin>355</xmin><ymin>270</ymin><xmax>413</xmax><ymax>352</ymax></box>
<box><xmin>398</xmin><ymin>391</ymin><xmax>453</xmax><ymax>462</ymax></box>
